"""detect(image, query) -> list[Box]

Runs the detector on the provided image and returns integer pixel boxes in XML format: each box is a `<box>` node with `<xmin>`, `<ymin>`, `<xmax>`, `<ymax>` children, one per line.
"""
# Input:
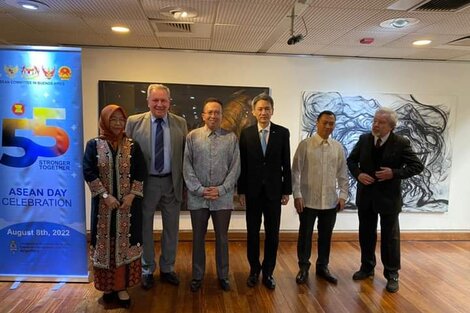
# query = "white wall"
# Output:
<box><xmin>82</xmin><ymin>47</ymin><xmax>470</xmax><ymax>232</ymax></box>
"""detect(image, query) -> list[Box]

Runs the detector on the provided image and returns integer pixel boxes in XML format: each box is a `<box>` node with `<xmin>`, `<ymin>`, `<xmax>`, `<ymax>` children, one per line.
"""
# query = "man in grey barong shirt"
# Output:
<box><xmin>183</xmin><ymin>98</ymin><xmax>240</xmax><ymax>293</ymax></box>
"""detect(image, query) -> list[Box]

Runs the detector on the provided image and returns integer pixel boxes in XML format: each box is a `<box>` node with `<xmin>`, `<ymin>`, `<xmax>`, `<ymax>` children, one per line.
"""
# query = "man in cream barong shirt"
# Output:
<box><xmin>292</xmin><ymin>110</ymin><xmax>349</xmax><ymax>285</ymax></box>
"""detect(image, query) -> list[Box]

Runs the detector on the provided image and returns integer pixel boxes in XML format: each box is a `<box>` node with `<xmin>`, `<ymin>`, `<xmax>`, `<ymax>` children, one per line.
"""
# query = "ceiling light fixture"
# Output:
<box><xmin>413</xmin><ymin>39</ymin><xmax>432</xmax><ymax>46</ymax></box>
<box><xmin>111</xmin><ymin>26</ymin><xmax>130</xmax><ymax>33</ymax></box>
<box><xmin>380</xmin><ymin>18</ymin><xmax>420</xmax><ymax>29</ymax></box>
<box><xmin>6</xmin><ymin>0</ymin><xmax>49</xmax><ymax>11</ymax></box>
<box><xmin>160</xmin><ymin>6</ymin><xmax>198</xmax><ymax>19</ymax></box>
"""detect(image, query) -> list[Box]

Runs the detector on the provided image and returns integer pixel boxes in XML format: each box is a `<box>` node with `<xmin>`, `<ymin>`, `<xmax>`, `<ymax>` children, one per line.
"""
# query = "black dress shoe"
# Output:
<box><xmin>296</xmin><ymin>269</ymin><xmax>309</xmax><ymax>284</ymax></box>
<box><xmin>190</xmin><ymin>279</ymin><xmax>202</xmax><ymax>292</ymax></box>
<box><xmin>247</xmin><ymin>272</ymin><xmax>260</xmax><ymax>287</ymax></box>
<box><xmin>102</xmin><ymin>292</ymin><xmax>117</xmax><ymax>303</ymax></box>
<box><xmin>141</xmin><ymin>274</ymin><xmax>154</xmax><ymax>290</ymax></box>
<box><xmin>262</xmin><ymin>275</ymin><xmax>276</xmax><ymax>290</ymax></box>
<box><xmin>352</xmin><ymin>270</ymin><xmax>374</xmax><ymax>281</ymax></box>
<box><xmin>316</xmin><ymin>268</ymin><xmax>338</xmax><ymax>284</ymax></box>
<box><xmin>160</xmin><ymin>271</ymin><xmax>180</xmax><ymax>286</ymax></box>
<box><xmin>386</xmin><ymin>277</ymin><xmax>399</xmax><ymax>293</ymax></box>
<box><xmin>219</xmin><ymin>278</ymin><xmax>230</xmax><ymax>291</ymax></box>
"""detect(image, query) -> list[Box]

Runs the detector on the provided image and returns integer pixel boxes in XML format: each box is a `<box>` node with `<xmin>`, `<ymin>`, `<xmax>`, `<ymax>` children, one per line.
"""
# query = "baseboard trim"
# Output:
<box><xmin>154</xmin><ymin>230</ymin><xmax>470</xmax><ymax>242</ymax></box>
<box><xmin>86</xmin><ymin>231</ymin><xmax>470</xmax><ymax>242</ymax></box>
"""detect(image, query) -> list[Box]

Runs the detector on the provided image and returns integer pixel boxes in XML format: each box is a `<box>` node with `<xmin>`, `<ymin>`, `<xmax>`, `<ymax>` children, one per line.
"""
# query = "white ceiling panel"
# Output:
<box><xmin>83</xmin><ymin>18</ymin><xmax>154</xmax><ymax>35</ymax></box>
<box><xmin>105</xmin><ymin>35</ymin><xmax>160</xmax><ymax>48</ymax></box>
<box><xmin>212</xmin><ymin>25</ymin><xmax>275</xmax><ymax>52</ymax></box>
<box><xmin>309</xmin><ymin>0</ymin><xmax>396</xmax><ymax>10</ymax></box>
<box><xmin>407</xmin><ymin>48</ymin><xmax>470</xmax><ymax>60</ymax></box>
<box><xmin>416</xmin><ymin>13</ymin><xmax>470</xmax><ymax>35</ymax></box>
<box><xmin>361</xmin><ymin>46</ymin><xmax>418</xmax><ymax>59</ymax></box>
<box><xmin>42</xmin><ymin>0</ymin><xmax>147</xmax><ymax>19</ymax></box>
<box><xmin>216</xmin><ymin>2</ymin><xmax>292</xmax><ymax>26</ymax></box>
<box><xmin>301</xmin><ymin>7</ymin><xmax>381</xmax><ymax>31</ymax></box>
<box><xmin>331</xmin><ymin>30</ymin><xmax>407</xmax><ymax>47</ymax></box>
<box><xmin>384</xmin><ymin>33</ymin><xmax>463</xmax><ymax>48</ymax></box>
<box><xmin>0</xmin><ymin>13</ymin><xmax>36</xmax><ymax>32</ymax></box>
<box><xmin>8</xmin><ymin>12</ymin><xmax>94</xmax><ymax>32</ymax></box>
<box><xmin>315</xmin><ymin>45</ymin><xmax>374</xmax><ymax>57</ymax></box>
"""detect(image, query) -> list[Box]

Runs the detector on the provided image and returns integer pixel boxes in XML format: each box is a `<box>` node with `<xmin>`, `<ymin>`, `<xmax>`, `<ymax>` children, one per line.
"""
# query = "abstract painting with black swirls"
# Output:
<box><xmin>301</xmin><ymin>91</ymin><xmax>453</xmax><ymax>213</ymax></box>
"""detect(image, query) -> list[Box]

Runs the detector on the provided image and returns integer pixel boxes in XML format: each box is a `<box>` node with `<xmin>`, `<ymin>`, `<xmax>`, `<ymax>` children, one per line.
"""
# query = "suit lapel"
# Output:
<box><xmin>168</xmin><ymin>113</ymin><xmax>175</xmax><ymax>159</ymax></box>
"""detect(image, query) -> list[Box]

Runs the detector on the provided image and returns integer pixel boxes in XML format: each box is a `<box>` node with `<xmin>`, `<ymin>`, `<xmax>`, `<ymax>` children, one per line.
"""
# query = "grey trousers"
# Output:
<box><xmin>141</xmin><ymin>175</ymin><xmax>181</xmax><ymax>275</ymax></box>
<box><xmin>190</xmin><ymin>208</ymin><xmax>232</xmax><ymax>280</ymax></box>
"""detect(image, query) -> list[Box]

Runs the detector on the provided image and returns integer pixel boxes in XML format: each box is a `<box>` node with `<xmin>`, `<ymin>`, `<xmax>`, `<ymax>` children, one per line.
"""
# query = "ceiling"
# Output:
<box><xmin>1</xmin><ymin>0</ymin><xmax>470</xmax><ymax>61</ymax></box>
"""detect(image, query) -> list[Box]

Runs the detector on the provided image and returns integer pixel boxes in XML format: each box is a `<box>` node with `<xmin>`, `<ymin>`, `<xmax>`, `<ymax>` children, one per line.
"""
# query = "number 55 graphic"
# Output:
<box><xmin>0</xmin><ymin>108</ymin><xmax>70</xmax><ymax>168</ymax></box>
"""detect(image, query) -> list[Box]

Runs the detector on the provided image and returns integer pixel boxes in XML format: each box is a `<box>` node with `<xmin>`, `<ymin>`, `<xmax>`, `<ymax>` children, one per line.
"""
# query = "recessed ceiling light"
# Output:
<box><xmin>160</xmin><ymin>6</ymin><xmax>198</xmax><ymax>19</ymax></box>
<box><xmin>6</xmin><ymin>0</ymin><xmax>49</xmax><ymax>11</ymax></box>
<box><xmin>413</xmin><ymin>39</ymin><xmax>432</xmax><ymax>46</ymax></box>
<box><xmin>111</xmin><ymin>26</ymin><xmax>130</xmax><ymax>33</ymax></box>
<box><xmin>380</xmin><ymin>18</ymin><xmax>420</xmax><ymax>29</ymax></box>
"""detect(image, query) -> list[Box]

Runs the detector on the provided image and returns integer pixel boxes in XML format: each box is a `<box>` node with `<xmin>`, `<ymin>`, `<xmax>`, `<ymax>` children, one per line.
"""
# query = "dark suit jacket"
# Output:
<box><xmin>237</xmin><ymin>123</ymin><xmax>292</xmax><ymax>201</ymax></box>
<box><xmin>347</xmin><ymin>132</ymin><xmax>424</xmax><ymax>214</ymax></box>
<box><xmin>125</xmin><ymin>111</ymin><xmax>188</xmax><ymax>202</ymax></box>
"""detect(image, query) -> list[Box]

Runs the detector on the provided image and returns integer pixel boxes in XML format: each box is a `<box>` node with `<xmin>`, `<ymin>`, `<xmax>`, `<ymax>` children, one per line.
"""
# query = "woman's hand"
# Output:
<box><xmin>104</xmin><ymin>194</ymin><xmax>120</xmax><ymax>210</ymax></box>
<box><xmin>120</xmin><ymin>194</ymin><xmax>136</xmax><ymax>210</ymax></box>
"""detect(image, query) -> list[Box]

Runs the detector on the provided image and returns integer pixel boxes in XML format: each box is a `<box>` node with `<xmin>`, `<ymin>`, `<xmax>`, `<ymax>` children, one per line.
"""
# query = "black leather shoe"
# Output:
<box><xmin>262</xmin><ymin>275</ymin><xmax>276</xmax><ymax>290</ymax></box>
<box><xmin>352</xmin><ymin>270</ymin><xmax>374</xmax><ymax>281</ymax></box>
<box><xmin>160</xmin><ymin>271</ymin><xmax>180</xmax><ymax>286</ymax></box>
<box><xmin>247</xmin><ymin>271</ymin><xmax>260</xmax><ymax>287</ymax></box>
<box><xmin>386</xmin><ymin>277</ymin><xmax>399</xmax><ymax>293</ymax></box>
<box><xmin>102</xmin><ymin>292</ymin><xmax>117</xmax><ymax>303</ymax></box>
<box><xmin>141</xmin><ymin>274</ymin><xmax>154</xmax><ymax>290</ymax></box>
<box><xmin>296</xmin><ymin>269</ymin><xmax>309</xmax><ymax>284</ymax></box>
<box><xmin>316</xmin><ymin>268</ymin><xmax>338</xmax><ymax>284</ymax></box>
<box><xmin>219</xmin><ymin>278</ymin><xmax>230</xmax><ymax>291</ymax></box>
<box><xmin>190</xmin><ymin>279</ymin><xmax>202</xmax><ymax>292</ymax></box>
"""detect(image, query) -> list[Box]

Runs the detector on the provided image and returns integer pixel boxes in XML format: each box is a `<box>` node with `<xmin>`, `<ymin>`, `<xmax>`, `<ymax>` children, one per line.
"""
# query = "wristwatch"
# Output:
<box><xmin>102</xmin><ymin>192</ymin><xmax>109</xmax><ymax>199</ymax></box>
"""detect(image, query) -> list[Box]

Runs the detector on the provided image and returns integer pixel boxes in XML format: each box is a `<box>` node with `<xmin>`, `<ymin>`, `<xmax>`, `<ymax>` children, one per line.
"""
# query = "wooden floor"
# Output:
<box><xmin>1</xmin><ymin>240</ymin><xmax>469</xmax><ymax>313</ymax></box>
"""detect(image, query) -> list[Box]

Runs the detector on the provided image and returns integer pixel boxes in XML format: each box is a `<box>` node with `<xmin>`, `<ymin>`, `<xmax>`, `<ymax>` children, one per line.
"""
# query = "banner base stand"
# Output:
<box><xmin>10</xmin><ymin>281</ymin><xmax>21</xmax><ymax>290</ymax></box>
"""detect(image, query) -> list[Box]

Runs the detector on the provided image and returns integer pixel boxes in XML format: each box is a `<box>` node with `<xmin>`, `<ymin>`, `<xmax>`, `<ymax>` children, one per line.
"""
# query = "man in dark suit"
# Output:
<box><xmin>238</xmin><ymin>93</ymin><xmax>292</xmax><ymax>290</ymax></box>
<box><xmin>125</xmin><ymin>84</ymin><xmax>188</xmax><ymax>290</ymax></box>
<box><xmin>347</xmin><ymin>107</ymin><xmax>424</xmax><ymax>293</ymax></box>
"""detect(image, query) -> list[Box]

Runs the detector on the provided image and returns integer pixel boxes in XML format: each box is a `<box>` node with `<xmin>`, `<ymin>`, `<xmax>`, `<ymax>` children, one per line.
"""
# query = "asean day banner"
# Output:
<box><xmin>0</xmin><ymin>46</ymin><xmax>88</xmax><ymax>281</ymax></box>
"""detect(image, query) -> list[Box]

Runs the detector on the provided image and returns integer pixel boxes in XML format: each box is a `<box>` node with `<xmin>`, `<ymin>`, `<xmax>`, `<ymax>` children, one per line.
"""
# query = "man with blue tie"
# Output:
<box><xmin>238</xmin><ymin>93</ymin><xmax>292</xmax><ymax>290</ymax></box>
<box><xmin>125</xmin><ymin>84</ymin><xmax>188</xmax><ymax>290</ymax></box>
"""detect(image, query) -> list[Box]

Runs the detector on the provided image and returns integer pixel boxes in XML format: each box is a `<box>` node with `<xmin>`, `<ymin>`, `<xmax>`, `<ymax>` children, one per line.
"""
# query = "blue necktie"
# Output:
<box><xmin>260</xmin><ymin>129</ymin><xmax>267</xmax><ymax>155</ymax></box>
<box><xmin>155</xmin><ymin>118</ymin><xmax>164</xmax><ymax>172</ymax></box>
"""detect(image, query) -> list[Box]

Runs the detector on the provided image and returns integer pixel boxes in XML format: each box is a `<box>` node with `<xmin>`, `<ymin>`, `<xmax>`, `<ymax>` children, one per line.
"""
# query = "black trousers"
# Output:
<box><xmin>297</xmin><ymin>207</ymin><xmax>337</xmax><ymax>271</ymax></box>
<box><xmin>246</xmin><ymin>191</ymin><xmax>281</xmax><ymax>276</ymax></box>
<box><xmin>358</xmin><ymin>206</ymin><xmax>401</xmax><ymax>279</ymax></box>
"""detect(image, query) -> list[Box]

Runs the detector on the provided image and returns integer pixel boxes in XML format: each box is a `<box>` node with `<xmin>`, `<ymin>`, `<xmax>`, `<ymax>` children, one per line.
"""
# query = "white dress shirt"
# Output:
<box><xmin>292</xmin><ymin>133</ymin><xmax>349</xmax><ymax>210</ymax></box>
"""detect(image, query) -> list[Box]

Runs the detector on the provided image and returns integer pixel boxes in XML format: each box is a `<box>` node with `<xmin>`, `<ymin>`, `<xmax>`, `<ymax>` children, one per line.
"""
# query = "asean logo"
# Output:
<box><xmin>58</xmin><ymin>66</ymin><xmax>72</xmax><ymax>80</ymax></box>
<box><xmin>12</xmin><ymin>103</ymin><xmax>25</xmax><ymax>116</ymax></box>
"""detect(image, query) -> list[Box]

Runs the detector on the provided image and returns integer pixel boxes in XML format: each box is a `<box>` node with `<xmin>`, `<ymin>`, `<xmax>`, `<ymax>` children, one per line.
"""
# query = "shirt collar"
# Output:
<box><xmin>151</xmin><ymin>114</ymin><xmax>168</xmax><ymax>124</ymax></box>
<box><xmin>376</xmin><ymin>132</ymin><xmax>391</xmax><ymax>144</ymax></box>
<box><xmin>204</xmin><ymin>125</ymin><xmax>220</xmax><ymax>136</ymax></box>
<box><xmin>257</xmin><ymin>122</ymin><xmax>271</xmax><ymax>133</ymax></box>
<box><xmin>313</xmin><ymin>133</ymin><xmax>329</xmax><ymax>145</ymax></box>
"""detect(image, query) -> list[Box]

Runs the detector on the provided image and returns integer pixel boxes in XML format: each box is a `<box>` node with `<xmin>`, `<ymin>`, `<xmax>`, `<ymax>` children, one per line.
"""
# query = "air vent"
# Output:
<box><xmin>154</xmin><ymin>22</ymin><xmax>192</xmax><ymax>33</ymax></box>
<box><xmin>412</xmin><ymin>0</ymin><xmax>470</xmax><ymax>12</ymax></box>
<box><xmin>150</xmin><ymin>20</ymin><xmax>212</xmax><ymax>38</ymax></box>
